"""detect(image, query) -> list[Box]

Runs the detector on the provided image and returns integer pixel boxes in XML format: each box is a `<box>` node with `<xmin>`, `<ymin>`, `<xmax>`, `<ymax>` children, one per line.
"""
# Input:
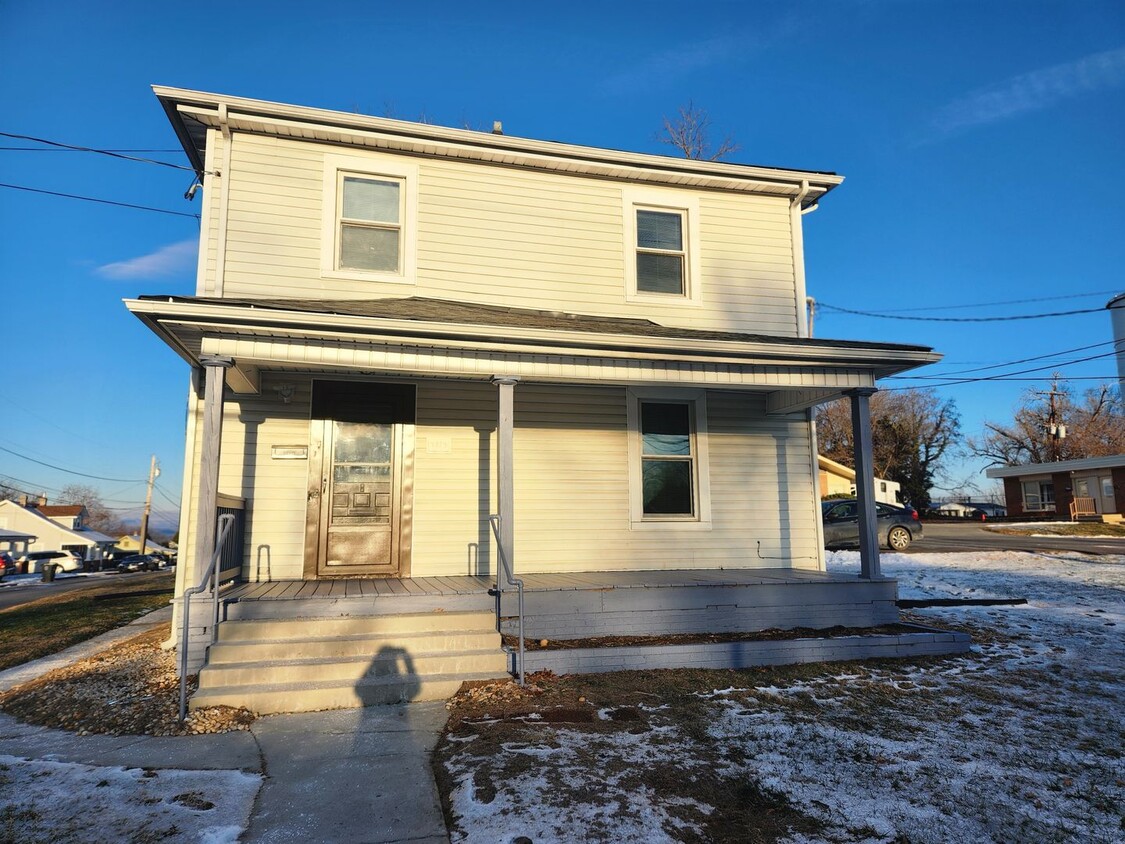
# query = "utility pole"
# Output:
<box><xmin>1034</xmin><ymin>375</ymin><xmax>1067</xmax><ymax>462</ymax></box>
<box><xmin>137</xmin><ymin>455</ymin><xmax>160</xmax><ymax>555</ymax></box>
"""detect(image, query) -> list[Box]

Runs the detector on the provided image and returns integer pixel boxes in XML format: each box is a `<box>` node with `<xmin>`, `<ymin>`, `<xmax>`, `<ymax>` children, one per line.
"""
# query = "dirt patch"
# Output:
<box><xmin>505</xmin><ymin>622</ymin><xmax>920</xmax><ymax>651</ymax></box>
<box><xmin>0</xmin><ymin>626</ymin><xmax>254</xmax><ymax>737</ymax></box>
<box><xmin>988</xmin><ymin>522</ymin><xmax>1125</xmax><ymax>537</ymax></box>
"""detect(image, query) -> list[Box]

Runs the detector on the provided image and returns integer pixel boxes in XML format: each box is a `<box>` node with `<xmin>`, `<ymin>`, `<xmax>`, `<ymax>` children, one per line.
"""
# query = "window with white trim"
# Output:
<box><xmin>321</xmin><ymin>154</ymin><xmax>418</xmax><ymax>284</ymax></box>
<box><xmin>622</xmin><ymin>188</ymin><xmax>701</xmax><ymax>305</ymax></box>
<box><xmin>636</xmin><ymin>209</ymin><xmax>686</xmax><ymax>295</ymax></box>
<box><xmin>337</xmin><ymin>174</ymin><xmax>403</xmax><ymax>273</ymax></box>
<box><xmin>627</xmin><ymin>388</ymin><xmax>711</xmax><ymax>527</ymax></box>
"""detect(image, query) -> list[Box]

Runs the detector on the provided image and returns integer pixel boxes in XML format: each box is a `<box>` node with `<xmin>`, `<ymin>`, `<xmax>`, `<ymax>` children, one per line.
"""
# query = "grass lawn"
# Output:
<box><xmin>0</xmin><ymin>574</ymin><xmax>173</xmax><ymax>671</ymax></box>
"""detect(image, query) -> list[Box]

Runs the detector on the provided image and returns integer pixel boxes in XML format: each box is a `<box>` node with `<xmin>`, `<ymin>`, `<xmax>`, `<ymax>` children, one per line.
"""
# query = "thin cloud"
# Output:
<box><xmin>601</xmin><ymin>20</ymin><xmax>798</xmax><ymax>97</ymax></box>
<box><xmin>97</xmin><ymin>239</ymin><xmax>198</xmax><ymax>280</ymax></box>
<box><xmin>932</xmin><ymin>46</ymin><xmax>1125</xmax><ymax>137</ymax></box>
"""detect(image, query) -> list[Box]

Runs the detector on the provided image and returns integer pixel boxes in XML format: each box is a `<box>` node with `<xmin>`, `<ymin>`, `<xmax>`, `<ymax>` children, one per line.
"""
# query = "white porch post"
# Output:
<box><xmin>491</xmin><ymin>376</ymin><xmax>520</xmax><ymax>579</ymax></box>
<box><xmin>194</xmin><ymin>355</ymin><xmax>233</xmax><ymax>583</ymax></box>
<box><xmin>848</xmin><ymin>387</ymin><xmax>881</xmax><ymax>579</ymax></box>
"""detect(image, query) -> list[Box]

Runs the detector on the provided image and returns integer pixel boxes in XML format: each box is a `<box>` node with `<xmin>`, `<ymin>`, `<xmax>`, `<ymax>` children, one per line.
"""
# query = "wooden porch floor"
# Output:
<box><xmin>221</xmin><ymin>567</ymin><xmax>876</xmax><ymax>602</ymax></box>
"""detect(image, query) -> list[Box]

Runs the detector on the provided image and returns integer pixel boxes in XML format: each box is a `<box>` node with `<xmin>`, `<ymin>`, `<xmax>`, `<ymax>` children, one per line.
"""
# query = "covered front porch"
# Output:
<box><xmin>127</xmin><ymin>294</ymin><xmax>944</xmax><ymax>705</ymax></box>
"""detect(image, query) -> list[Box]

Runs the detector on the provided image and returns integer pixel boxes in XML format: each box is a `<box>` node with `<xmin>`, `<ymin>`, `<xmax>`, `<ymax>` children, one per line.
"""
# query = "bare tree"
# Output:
<box><xmin>817</xmin><ymin>389</ymin><xmax>961</xmax><ymax>509</ymax></box>
<box><xmin>56</xmin><ymin>484</ymin><xmax>126</xmax><ymax>536</ymax></box>
<box><xmin>969</xmin><ymin>382</ymin><xmax>1125</xmax><ymax>466</ymax></box>
<box><xmin>658</xmin><ymin>101</ymin><xmax>739</xmax><ymax>161</ymax></box>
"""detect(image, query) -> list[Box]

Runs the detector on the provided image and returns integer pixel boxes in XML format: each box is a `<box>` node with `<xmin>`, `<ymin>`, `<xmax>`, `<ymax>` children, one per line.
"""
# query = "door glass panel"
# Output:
<box><xmin>329</xmin><ymin>421</ymin><xmax>393</xmax><ymax>526</ymax></box>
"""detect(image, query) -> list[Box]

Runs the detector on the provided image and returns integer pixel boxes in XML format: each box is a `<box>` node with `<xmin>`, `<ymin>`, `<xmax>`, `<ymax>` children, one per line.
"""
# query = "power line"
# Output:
<box><xmin>0</xmin><ymin>146</ymin><xmax>181</xmax><ymax>153</ymax></box>
<box><xmin>893</xmin><ymin>350</ymin><xmax>1120</xmax><ymax>382</ymax></box>
<box><xmin>889</xmin><ymin>289</ymin><xmax>1122</xmax><ymax>314</ymax></box>
<box><xmin>819</xmin><ymin>302</ymin><xmax>1103</xmax><ymax>322</ymax></box>
<box><xmin>0</xmin><ymin>445</ymin><xmax>146</xmax><ymax>483</ymax></box>
<box><xmin>0</xmin><ymin>131</ymin><xmax>206</xmax><ymax>174</ymax></box>
<box><xmin>0</xmin><ymin>183</ymin><xmax>200</xmax><ymax>219</ymax></box>
<box><xmin>901</xmin><ymin>341</ymin><xmax>1116</xmax><ymax>379</ymax></box>
<box><xmin>153</xmin><ymin>481</ymin><xmax>182</xmax><ymax>510</ymax></box>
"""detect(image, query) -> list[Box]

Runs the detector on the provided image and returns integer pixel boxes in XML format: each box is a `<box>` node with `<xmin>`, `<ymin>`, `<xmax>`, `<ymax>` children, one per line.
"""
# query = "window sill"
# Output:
<box><xmin>630</xmin><ymin>519</ymin><xmax>713</xmax><ymax>531</ymax></box>
<box><xmin>320</xmin><ymin>268</ymin><xmax>416</xmax><ymax>285</ymax></box>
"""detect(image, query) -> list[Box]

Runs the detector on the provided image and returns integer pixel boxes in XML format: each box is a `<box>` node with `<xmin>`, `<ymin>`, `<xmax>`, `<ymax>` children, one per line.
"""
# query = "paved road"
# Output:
<box><xmin>0</xmin><ymin>570</ymin><xmax>173</xmax><ymax>612</ymax></box>
<box><xmin>910</xmin><ymin>521</ymin><xmax>1125</xmax><ymax>555</ymax></box>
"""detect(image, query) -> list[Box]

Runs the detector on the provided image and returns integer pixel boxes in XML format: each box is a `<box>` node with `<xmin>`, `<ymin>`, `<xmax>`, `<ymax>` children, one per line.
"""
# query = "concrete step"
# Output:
<box><xmin>207</xmin><ymin>629</ymin><xmax>502</xmax><ymax>663</ymax></box>
<box><xmin>190</xmin><ymin>671</ymin><xmax>508</xmax><ymax>715</ymax></box>
<box><xmin>224</xmin><ymin>593</ymin><xmax>492</xmax><ymax>620</ymax></box>
<box><xmin>215</xmin><ymin>610</ymin><xmax>497</xmax><ymax>642</ymax></box>
<box><xmin>198</xmin><ymin>649</ymin><xmax>509</xmax><ymax>689</ymax></box>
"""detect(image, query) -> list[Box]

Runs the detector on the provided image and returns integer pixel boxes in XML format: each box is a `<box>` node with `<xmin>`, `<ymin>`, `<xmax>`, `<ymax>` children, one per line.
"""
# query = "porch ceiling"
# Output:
<box><xmin>126</xmin><ymin>296</ymin><xmax>939</xmax><ymax>413</ymax></box>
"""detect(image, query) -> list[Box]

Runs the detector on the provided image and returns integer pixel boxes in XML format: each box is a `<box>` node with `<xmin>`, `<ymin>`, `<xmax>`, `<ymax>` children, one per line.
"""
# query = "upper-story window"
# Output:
<box><xmin>322</xmin><ymin>154</ymin><xmax>418</xmax><ymax>284</ymax></box>
<box><xmin>622</xmin><ymin>188</ymin><xmax>701</xmax><ymax>305</ymax></box>
<box><xmin>338</xmin><ymin>175</ymin><xmax>403</xmax><ymax>273</ymax></box>
<box><xmin>636</xmin><ymin>209</ymin><xmax>686</xmax><ymax>295</ymax></box>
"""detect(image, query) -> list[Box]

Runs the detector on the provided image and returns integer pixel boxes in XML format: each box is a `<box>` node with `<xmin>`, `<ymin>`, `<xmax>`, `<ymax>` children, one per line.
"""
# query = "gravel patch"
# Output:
<box><xmin>0</xmin><ymin>627</ymin><xmax>255</xmax><ymax>737</ymax></box>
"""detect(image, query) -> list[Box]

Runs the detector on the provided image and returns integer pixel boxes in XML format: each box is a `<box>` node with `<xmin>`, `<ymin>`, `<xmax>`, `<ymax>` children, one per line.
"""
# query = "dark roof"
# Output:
<box><xmin>138</xmin><ymin>295</ymin><xmax>933</xmax><ymax>354</ymax></box>
<box><xmin>37</xmin><ymin>505</ymin><xmax>85</xmax><ymax>517</ymax></box>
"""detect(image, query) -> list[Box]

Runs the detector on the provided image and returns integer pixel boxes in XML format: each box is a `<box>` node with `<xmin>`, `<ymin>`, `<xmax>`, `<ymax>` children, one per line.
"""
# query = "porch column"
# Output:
<box><xmin>847</xmin><ymin>387</ymin><xmax>881</xmax><ymax>579</ymax></box>
<box><xmin>491</xmin><ymin>375</ymin><xmax>520</xmax><ymax>580</ymax></box>
<box><xmin>194</xmin><ymin>355</ymin><xmax>233</xmax><ymax>584</ymax></box>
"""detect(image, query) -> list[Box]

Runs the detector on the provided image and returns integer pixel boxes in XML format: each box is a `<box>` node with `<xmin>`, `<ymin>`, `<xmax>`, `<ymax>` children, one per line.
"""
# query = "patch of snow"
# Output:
<box><xmin>0</xmin><ymin>755</ymin><xmax>260</xmax><ymax>844</ymax></box>
<box><xmin>443</xmin><ymin>550</ymin><xmax>1125</xmax><ymax>843</ymax></box>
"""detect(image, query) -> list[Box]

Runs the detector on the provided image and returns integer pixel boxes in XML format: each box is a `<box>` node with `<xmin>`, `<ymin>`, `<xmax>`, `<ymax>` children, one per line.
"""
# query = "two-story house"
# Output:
<box><xmin>128</xmin><ymin>87</ymin><xmax>952</xmax><ymax>714</ymax></box>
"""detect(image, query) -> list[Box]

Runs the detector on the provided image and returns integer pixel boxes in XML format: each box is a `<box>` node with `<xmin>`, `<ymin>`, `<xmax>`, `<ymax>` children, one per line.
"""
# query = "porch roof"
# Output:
<box><xmin>126</xmin><ymin>295</ymin><xmax>940</xmax><ymax>413</ymax></box>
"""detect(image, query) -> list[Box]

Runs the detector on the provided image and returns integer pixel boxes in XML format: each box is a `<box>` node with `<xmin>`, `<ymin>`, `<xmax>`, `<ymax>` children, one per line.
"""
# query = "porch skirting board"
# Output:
<box><xmin>515</xmin><ymin>624</ymin><xmax>971</xmax><ymax>675</ymax></box>
<box><xmin>498</xmin><ymin>579</ymin><xmax>899</xmax><ymax>640</ymax></box>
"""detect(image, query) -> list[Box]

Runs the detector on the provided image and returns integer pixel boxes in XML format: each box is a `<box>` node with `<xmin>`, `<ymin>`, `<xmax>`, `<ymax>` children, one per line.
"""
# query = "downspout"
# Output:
<box><xmin>212</xmin><ymin>103</ymin><xmax>233</xmax><ymax>297</ymax></box>
<box><xmin>790</xmin><ymin>180</ymin><xmax>812</xmax><ymax>339</ymax></box>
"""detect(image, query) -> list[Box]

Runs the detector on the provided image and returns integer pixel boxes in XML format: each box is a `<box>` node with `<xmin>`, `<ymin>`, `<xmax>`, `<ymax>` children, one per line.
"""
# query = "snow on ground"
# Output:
<box><xmin>444</xmin><ymin>550</ymin><xmax>1125</xmax><ymax>843</ymax></box>
<box><xmin>0</xmin><ymin>754</ymin><xmax>260</xmax><ymax>843</ymax></box>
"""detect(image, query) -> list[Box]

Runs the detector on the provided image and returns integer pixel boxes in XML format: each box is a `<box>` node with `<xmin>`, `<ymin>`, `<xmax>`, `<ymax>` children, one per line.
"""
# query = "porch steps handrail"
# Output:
<box><xmin>179</xmin><ymin>513</ymin><xmax>236</xmax><ymax>722</ymax></box>
<box><xmin>488</xmin><ymin>513</ymin><xmax>525</xmax><ymax>686</ymax></box>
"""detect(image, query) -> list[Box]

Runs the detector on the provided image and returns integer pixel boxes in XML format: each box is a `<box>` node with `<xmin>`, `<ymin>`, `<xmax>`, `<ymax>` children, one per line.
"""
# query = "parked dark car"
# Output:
<box><xmin>0</xmin><ymin>552</ymin><xmax>12</xmax><ymax>580</ymax></box>
<box><xmin>822</xmin><ymin>499</ymin><xmax>922</xmax><ymax>552</ymax></box>
<box><xmin>117</xmin><ymin>554</ymin><xmax>162</xmax><ymax>573</ymax></box>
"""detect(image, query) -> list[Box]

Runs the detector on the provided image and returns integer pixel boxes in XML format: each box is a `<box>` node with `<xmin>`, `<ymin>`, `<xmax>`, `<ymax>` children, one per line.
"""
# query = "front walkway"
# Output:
<box><xmin>0</xmin><ymin>608</ymin><xmax>452</xmax><ymax>844</ymax></box>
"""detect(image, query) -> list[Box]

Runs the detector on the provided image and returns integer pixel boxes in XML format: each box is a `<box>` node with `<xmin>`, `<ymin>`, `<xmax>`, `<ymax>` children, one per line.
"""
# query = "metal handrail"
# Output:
<box><xmin>489</xmin><ymin>513</ymin><xmax>525</xmax><ymax>686</ymax></box>
<box><xmin>178</xmin><ymin>514</ymin><xmax>236</xmax><ymax>722</ymax></box>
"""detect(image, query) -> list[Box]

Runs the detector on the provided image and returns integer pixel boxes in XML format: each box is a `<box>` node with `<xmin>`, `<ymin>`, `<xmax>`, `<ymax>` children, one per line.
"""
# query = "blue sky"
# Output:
<box><xmin>2</xmin><ymin>0</ymin><xmax>1123</xmax><ymax>524</ymax></box>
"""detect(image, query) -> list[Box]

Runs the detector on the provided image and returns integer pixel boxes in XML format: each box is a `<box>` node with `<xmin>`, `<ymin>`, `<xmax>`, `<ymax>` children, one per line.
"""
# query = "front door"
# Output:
<box><xmin>306</xmin><ymin>380</ymin><xmax>415</xmax><ymax>578</ymax></box>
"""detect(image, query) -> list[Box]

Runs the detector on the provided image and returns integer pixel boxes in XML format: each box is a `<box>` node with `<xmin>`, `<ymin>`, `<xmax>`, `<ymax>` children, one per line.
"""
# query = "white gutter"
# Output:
<box><xmin>212</xmin><ymin>103</ymin><xmax>233</xmax><ymax>297</ymax></box>
<box><xmin>125</xmin><ymin>298</ymin><xmax>938</xmax><ymax>367</ymax></box>
<box><xmin>790</xmin><ymin>180</ymin><xmax>811</xmax><ymax>338</ymax></box>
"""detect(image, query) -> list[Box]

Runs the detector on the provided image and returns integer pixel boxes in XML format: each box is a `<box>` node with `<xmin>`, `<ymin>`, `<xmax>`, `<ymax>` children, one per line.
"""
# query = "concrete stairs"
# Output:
<box><xmin>190</xmin><ymin>609</ymin><xmax>509</xmax><ymax>715</ymax></box>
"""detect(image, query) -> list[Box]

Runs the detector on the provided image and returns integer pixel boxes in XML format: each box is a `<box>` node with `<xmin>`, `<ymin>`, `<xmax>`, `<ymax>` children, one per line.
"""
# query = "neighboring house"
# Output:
<box><xmin>128</xmin><ymin>87</ymin><xmax>950</xmax><ymax>712</ymax></box>
<box><xmin>986</xmin><ymin>455</ymin><xmax>1125</xmax><ymax>520</ymax></box>
<box><xmin>0</xmin><ymin>528</ymin><xmax>37</xmax><ymax>559</ymax></box>
<box><xmin>818</xmin><ymin>455</ymin><xmax>902</xmax><ymax>505</ymax></box>
<box><xmin>116</xmin><ymin>535</ymin><xmax>174</xmax><ymax>556</ymax></box>
<box><xmin>0</xmin><ymin>500</ymin><xmax>117</xmax><ymax>563</ymax></box>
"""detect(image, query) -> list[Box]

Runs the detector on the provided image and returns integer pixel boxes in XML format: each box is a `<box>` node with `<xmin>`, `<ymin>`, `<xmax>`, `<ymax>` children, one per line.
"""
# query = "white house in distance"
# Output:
<box><xmin>126</xmin><ymin>87</ymin><xmax>957</xmax><ymax>714</ymax></box>
<box><xmin>0</xmin><ymin>500</ymin><xmax>117</xmax><ymax>562</ymax></box>
<box><xmin>818</xmin><ymin>455</ymin><xmax>902</xmax><ymax>505</ymax></box>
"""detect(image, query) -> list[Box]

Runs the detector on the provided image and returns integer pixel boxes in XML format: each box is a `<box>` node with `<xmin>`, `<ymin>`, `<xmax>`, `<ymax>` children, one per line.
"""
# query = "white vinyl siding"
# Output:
<box><xmin>186</xmin><ymin>380</ymin><xmax>820</xmax><ymax>581</ymax></box>
<box><xmin>214</xmin><ymin>133</ymin><xmax>800</xmax><ymax>335</ymax></box>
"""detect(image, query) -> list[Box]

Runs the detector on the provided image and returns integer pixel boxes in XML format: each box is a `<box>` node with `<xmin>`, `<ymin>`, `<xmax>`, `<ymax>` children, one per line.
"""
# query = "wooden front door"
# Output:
<box><xmin>306</xmin><ymin>380</ymin><xmax>415</xmax><ymax>578</ymax></box>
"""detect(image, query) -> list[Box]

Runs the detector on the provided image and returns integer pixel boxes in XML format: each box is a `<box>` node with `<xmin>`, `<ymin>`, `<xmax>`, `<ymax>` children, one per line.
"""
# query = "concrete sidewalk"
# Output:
<box><xmin>0</xmin><ymin>608</ymin><xmax>452</xmax><ymax>843</ymax></box>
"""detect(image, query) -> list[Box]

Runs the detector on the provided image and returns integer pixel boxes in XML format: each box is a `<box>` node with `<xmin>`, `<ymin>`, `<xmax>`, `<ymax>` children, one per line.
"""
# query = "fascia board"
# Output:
<box><xmin>985</xmin><ymin>454</ymin><xmax>1125</xmax><ymax>478</ymax></box>
<box><xmin>124</xmin><ymin>298</ymin><xmax>940</xmax><ymax>376</ymax></box>
<box><xmin>155</xmin><ymin>87</ymin><xmax>842</xmax><ymax>200</ymax></box>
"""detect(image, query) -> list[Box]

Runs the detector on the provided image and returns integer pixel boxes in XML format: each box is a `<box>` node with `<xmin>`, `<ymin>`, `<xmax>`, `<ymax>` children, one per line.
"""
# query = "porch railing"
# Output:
<box><xmin>178</xmin><ymin>513</ymin><xmax>235</xmax><ymax>722</ymax></box>
<box><xmin>489</xmin><ymin>513</ymin><xmax>525</xmax><ymax>686</ymax></box>
<box><xmin>215</xmin><ymin>494</ymin><xmax>246</xmax><ymax>583</ymax></box>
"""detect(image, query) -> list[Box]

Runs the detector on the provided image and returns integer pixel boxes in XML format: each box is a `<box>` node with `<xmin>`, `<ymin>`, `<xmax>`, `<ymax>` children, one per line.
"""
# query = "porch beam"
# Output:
<box><xmin>766</xmin><ymin>387</ymin><xmax>850</xmax><ymax>415</ymax></box>
<box><xmin>194</xmin><ymin>355</ymin><xmax>233</xmax><ymax>586</ymax></box>
<box><xmin>492</xmin><ymin>375</ymin><xmax>520</xmax><ymax>580</ymax></box>
<box><xmin>847</xmin><ymin>387</ymin><xmax>881</xmax><ymax>579</ymax></box>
